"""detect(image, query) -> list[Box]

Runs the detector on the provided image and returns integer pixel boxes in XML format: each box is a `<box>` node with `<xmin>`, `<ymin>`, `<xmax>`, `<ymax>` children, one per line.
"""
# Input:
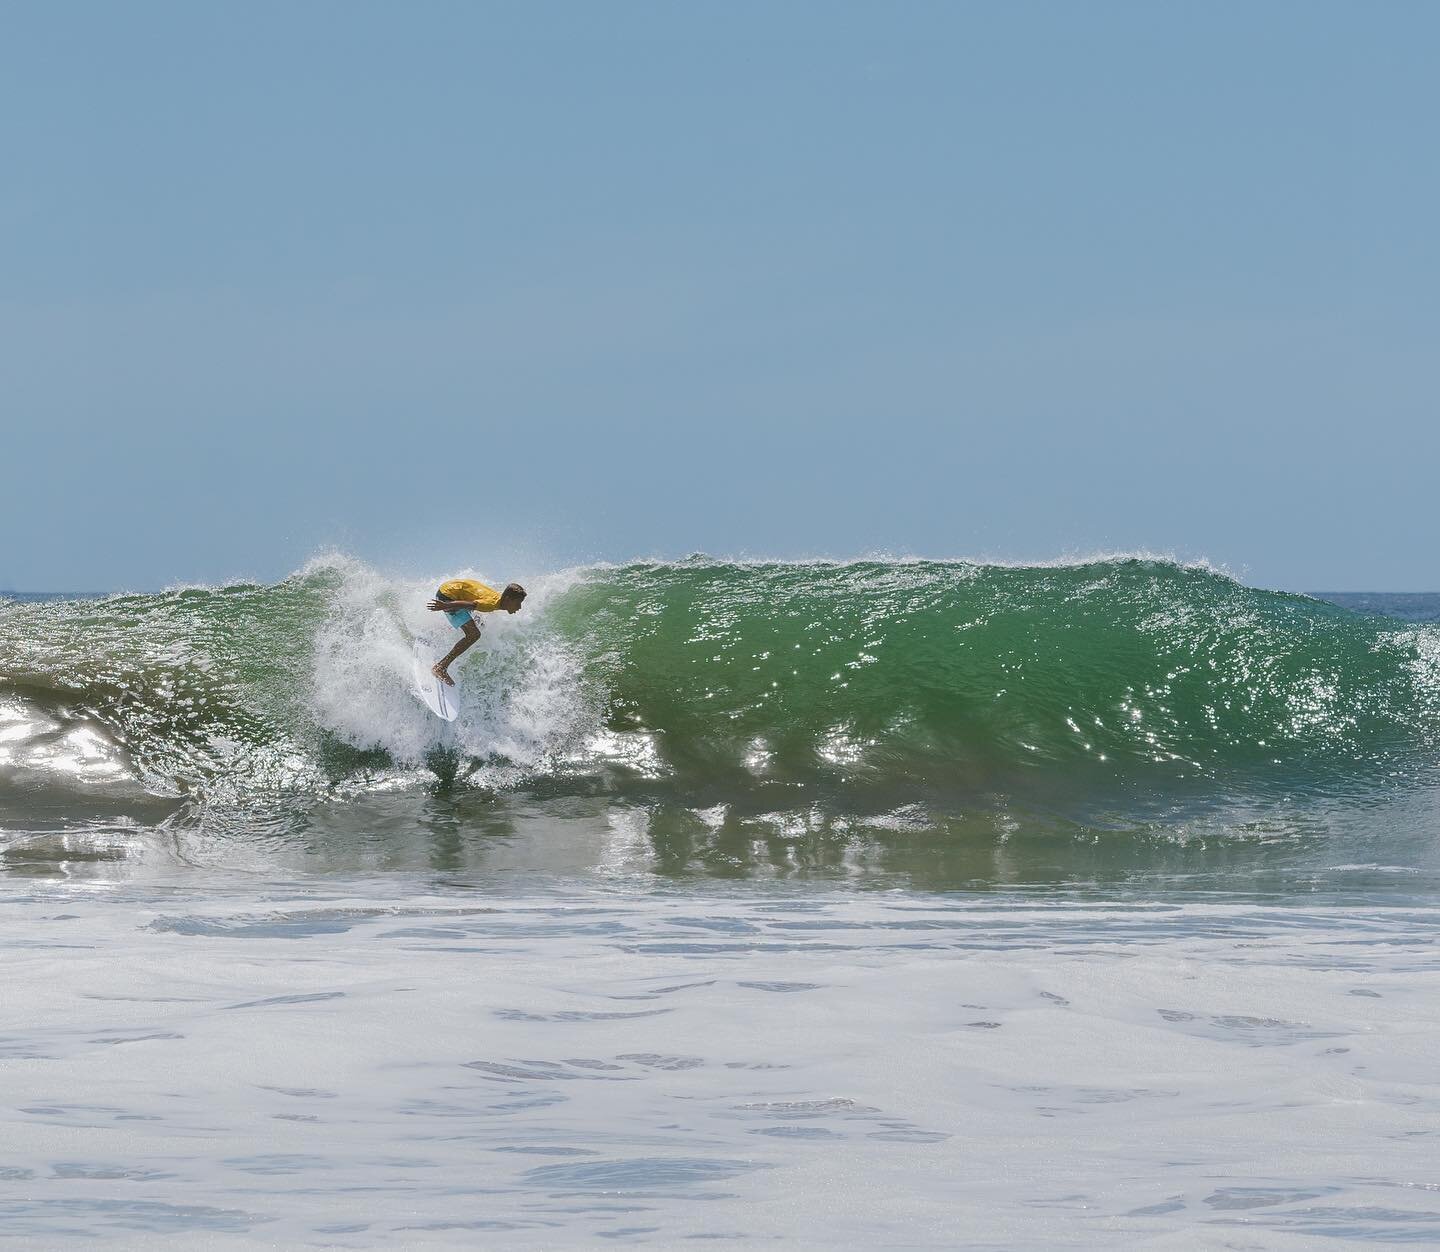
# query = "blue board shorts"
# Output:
<box><xmin>434</xmin><ymin>591</ymin><xmax>474</xmax><ymax>630</ymax></box>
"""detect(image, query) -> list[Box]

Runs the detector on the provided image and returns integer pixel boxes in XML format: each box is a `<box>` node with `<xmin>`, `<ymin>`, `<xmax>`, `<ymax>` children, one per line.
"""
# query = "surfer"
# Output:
<box><xmin>426</xmin><ymin>578</ymin><xmax>527</xmax><ymax>685</ymax></box>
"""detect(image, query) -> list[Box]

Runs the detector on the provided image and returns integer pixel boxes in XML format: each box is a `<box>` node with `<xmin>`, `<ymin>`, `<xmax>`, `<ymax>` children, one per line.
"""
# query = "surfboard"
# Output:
<box><xmin>412</xmin><ymin>640</ymin><xmax>459</xmax><ymax>721</ymax></box>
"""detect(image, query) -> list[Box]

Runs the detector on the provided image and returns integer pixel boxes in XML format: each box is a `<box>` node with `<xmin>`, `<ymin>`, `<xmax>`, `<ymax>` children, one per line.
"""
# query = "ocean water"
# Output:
<box><xmin>3</xmin><ymin>558</ymin><xmax>1439</xmax><ymax>1247</ymax></box>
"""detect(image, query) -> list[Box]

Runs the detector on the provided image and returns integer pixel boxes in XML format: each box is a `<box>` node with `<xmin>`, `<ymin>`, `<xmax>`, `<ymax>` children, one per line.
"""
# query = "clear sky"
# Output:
<box><xmin>3</xmin><ymin>0</ymin><xmax>1436</xmax><ymax>592</ymax></box>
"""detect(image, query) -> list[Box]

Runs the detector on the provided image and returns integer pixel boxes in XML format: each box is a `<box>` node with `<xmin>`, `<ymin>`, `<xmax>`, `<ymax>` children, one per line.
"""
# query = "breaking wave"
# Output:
<box><xmin>3</xmin><ymin>554</ymin><xmax>1439</xmax><ymax>835</ymax></box>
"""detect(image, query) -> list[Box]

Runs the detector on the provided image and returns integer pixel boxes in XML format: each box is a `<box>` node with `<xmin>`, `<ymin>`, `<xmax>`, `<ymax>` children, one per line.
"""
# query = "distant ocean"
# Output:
<box><xmin>3</xmin><ymin>559</ymin><xmax>1438</xmax><ymax>1246</ymax></box>
<box><xmin>1316</xmin><ymin>591</ymin><xmax>1440</xmax><ymax>623</ymax></box>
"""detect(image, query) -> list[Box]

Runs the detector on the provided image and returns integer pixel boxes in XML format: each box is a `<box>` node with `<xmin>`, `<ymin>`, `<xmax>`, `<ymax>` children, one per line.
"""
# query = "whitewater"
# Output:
<box><xmin>4</xmin><ymin>556</ymin><xmax>1440</xmax><ymax>1247</ymax></box>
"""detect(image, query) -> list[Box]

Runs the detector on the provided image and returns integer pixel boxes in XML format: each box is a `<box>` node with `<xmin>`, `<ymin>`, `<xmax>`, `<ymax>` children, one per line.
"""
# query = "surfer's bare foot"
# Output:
<box><xmin>432</xmin><ymin>662</ymin><xmax>454</xmax><ymax>686</ymax></box>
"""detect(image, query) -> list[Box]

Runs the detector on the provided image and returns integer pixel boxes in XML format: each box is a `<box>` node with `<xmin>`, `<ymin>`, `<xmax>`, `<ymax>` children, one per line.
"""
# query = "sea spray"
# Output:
<box><xmin>310</xmin><ymin>556</ymin><xmax>599</xmax><ymax>782</ymax></box>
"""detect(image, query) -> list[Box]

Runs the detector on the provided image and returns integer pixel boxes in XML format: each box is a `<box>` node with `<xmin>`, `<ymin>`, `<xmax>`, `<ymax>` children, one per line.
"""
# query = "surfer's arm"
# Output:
<box><xmin>427</xmin><ymin>599</ymin><xmax>481</xmax><ymax>612</ymax></box>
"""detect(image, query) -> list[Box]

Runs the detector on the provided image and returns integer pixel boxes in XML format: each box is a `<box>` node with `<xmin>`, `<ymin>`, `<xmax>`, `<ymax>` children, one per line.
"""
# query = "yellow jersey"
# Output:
<box><xmin>437</xmin><ymin>579</ymin><xmax>503</xmax><ymax>611</ymax></box>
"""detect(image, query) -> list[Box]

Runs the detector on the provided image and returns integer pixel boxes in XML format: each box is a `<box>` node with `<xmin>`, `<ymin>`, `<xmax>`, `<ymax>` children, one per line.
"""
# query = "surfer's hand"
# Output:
<box><xmin>426</xmin><ymin>600</ymin><xmax>446</xmax><ymax>611</ymax></box>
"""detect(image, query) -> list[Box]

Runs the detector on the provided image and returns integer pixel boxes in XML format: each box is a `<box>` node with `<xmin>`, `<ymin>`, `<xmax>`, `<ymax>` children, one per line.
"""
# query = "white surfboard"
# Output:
<box><xmin>412</xmin><ymin>640</ymin><xmax>459</xmax><ymax>721</ymax></box>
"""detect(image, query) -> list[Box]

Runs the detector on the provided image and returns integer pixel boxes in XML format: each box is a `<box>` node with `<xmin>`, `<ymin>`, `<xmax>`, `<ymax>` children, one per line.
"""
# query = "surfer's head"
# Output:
<box><xmin>500</xmin><ymin>583</ymin><xmax>527</xmax><ymax>614</ymax></box>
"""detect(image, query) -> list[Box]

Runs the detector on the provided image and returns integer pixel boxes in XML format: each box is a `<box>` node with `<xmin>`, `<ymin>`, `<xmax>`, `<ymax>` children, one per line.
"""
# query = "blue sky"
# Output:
<box><xmin>3</xmin><ymin>1</ymin><xmax>1436</xmax><ymax>591</ymax></box>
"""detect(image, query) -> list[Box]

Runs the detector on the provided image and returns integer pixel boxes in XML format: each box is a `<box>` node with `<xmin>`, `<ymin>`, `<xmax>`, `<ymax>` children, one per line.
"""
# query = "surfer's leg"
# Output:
<box><xmin>433</xmin><ymin>620</ymin><xmax>481</xmax><ymax>685</ymax></box>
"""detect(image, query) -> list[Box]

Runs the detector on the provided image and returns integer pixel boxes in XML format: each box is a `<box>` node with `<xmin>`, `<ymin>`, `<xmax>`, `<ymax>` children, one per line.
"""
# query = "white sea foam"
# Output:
<box><xmin>308</xmin><ymin>557</ymin><xmax>598</xmax><ymax>778</ymax></box>
<box><xmin>4</xmin><ymin>879</ymin><xmax>1439</xmax><ymax>1247</ymax></box>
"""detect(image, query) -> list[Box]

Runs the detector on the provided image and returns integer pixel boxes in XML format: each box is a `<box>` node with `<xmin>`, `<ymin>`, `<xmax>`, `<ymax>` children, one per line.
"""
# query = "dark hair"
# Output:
<box><xmin>503</xmin><ymin>582</ymin><xmax>527</xmax><ymax>602</ymax></box>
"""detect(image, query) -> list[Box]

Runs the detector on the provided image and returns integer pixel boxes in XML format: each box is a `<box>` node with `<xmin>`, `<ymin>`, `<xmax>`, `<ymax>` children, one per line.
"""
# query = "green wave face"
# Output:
<box><xmin>3</xmin><ymin>558</ymin><xmax>1439</xmax><ymax>833</ymax></box>
<box><xmin>557</xmin><ymin>560</ymin><xmax>1440</xmax><ymax>815</ymax></box>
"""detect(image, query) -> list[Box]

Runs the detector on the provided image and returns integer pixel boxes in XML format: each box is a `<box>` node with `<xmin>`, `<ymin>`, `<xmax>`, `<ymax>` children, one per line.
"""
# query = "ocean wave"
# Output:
<box><xmin>3</xmin><ymin>554</ymin><xmax>1438</xmax><ymax>831</ymax></box>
